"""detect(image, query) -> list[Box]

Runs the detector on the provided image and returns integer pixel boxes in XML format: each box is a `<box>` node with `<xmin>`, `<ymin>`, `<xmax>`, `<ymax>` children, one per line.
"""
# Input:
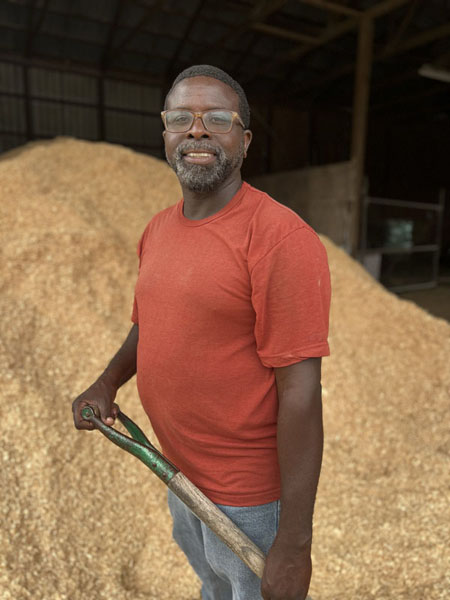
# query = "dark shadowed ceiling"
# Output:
<box><xmin>0</xmin><ymin>0</ymin><xmax>449</xmax><ymax>117</ymax></box>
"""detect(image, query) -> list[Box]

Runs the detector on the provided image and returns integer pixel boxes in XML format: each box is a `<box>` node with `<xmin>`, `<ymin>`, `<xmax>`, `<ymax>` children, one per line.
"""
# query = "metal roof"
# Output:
<box><xmin>0</xmin><ymin>0</ymin><xmax>449</xmax><ymax>116</ymax></box>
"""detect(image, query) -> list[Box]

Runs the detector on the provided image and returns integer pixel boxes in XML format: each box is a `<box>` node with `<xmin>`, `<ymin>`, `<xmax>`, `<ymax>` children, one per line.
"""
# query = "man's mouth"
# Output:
<box><xmin>185</xmin><ymin>151</ymin><xmax>214</xmax><ymax>157</ymax></box>
<box><xmin>182</xmin><ymin>150</ymin><xmax>216</xmax><ymax>164</ymax></box>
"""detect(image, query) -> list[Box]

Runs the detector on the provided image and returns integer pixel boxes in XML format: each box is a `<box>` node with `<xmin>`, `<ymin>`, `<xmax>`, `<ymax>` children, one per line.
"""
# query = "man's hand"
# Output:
<box><xmin>261</xmin><ymin>537</ymin><xmax>312</xmax><ymax>600</ymax></box>
<box><xmin>72</xmin><ymin>375</ymin><xmax>119</xmax><ymax>430</ymax></box>
<box><xmin>72</xmin><ymin>324</ymin><xmax>138</xmax><ymax>430</ymax></box>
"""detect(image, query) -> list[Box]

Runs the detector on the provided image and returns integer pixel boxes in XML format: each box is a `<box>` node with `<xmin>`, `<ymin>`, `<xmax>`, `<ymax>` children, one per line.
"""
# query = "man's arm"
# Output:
<box><xmin>261</xmin><ymin>357</ymin><xmax>323</xmax><ymax>600</ymax></box>
<box><xmin>101</xmin><ymin>323</ymin><xmax>139</xmax><ymax>389</ymax></box>
<box><xmin>72</xmin><ymin>323</ymin><xmax>139</xmax><ymax>430</ymax></box>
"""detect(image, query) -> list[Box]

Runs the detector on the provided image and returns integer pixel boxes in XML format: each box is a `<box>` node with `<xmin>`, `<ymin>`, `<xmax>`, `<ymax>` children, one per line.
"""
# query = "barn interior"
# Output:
<box><xmin>1</xmin><ymin>3</ymin><xmax>450</xmax><ymax>600</ymax></box>
<box><xmin>1</xmin><ymin>0</ymin><xmax>450</xmax><ymax>319</ymax></box>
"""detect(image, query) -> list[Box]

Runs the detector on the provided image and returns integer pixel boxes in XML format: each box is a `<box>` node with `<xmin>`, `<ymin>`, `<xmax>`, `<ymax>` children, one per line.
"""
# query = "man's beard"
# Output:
<box><xmin>166</xmin><ymin>139</ymin><xmax>244</xmax><ymax>193</ymax></box>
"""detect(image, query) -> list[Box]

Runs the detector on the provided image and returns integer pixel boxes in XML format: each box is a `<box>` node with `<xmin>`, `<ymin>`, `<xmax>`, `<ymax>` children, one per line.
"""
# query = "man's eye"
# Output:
<box><xmin>172</xmin><ymin>114</ymin><xmax>190</xmax><ymax>124</ymax></box>
<box><xmin>209</xmin><ymin>113</ymin><xmax>228</xmax><ymax>124</ymax></box>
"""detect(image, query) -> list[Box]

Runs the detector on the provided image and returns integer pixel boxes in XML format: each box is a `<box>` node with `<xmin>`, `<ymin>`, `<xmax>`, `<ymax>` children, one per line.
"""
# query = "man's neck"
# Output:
<box><xmin>181</xmin><ymin>174</ymin><xmax>243</xmax><ymax>221</ymax></box>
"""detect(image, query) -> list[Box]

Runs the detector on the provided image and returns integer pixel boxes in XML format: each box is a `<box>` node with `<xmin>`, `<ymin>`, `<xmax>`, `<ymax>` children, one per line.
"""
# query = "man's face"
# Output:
<box><xmin>163</xmin><ymin>76</ymin><xmax>252</xmax><ymax>193</ymax></box>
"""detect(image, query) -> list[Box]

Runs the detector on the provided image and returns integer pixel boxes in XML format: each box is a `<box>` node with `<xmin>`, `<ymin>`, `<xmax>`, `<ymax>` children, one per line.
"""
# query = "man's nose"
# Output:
<box><xmin>187</xmin><ymin>115</ymin><xmax>210</xmax><ymax>138</ymax></box>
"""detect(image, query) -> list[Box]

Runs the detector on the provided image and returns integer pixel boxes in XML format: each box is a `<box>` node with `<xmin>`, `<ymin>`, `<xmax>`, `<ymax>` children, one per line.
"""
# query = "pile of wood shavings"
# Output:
<box><xmin>1</xmin><ymin>138</ymin><xmax>449</xmax><ymax>599</ymax></box>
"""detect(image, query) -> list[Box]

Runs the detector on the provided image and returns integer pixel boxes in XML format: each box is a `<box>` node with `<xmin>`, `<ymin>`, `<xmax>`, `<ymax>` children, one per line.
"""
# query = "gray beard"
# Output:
<box><xmin>166</xmin><ymin>140</ymin><xmax>244</xmax><ymax>193</ymax></box>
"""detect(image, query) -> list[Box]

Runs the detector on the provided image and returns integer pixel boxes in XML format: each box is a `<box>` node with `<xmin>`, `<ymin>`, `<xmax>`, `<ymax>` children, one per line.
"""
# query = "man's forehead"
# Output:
<box><xmin>167</xmin><ymin>76</ymin><xmax>240</xmax><ymax>111</ymax></box>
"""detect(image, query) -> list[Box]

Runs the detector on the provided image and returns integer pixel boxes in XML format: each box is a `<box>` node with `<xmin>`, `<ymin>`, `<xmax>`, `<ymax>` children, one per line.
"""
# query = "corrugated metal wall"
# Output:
<box><xmin>0</xmin><ymin>62</ymin><xmax>26</xmax><ymax>151</ymax></box>
<box><xmin>0</xmin><ymin>61</ymin><xmax>163</xmax><ymax>156</ymax></box>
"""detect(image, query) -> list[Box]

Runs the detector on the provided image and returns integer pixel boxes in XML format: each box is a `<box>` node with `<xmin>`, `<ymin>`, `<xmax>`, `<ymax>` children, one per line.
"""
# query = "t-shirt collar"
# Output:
<box><xmin>177</xmin><ymin>182</ymin><xmax>248</xmax><ymax>227</ymax></box>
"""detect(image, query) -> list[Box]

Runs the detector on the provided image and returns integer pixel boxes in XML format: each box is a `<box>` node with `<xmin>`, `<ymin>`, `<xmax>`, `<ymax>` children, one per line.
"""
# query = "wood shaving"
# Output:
<box><xmin>1</xmin><ymin>138</ymin><xmax>449</xmax><ymax>599</ymax></box>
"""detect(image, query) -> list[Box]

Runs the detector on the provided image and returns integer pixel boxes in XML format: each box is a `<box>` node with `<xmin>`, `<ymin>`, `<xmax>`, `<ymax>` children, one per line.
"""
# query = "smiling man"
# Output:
<box><xmin>73</xmin><ymin>65</ymin><xmax>331</xmax><ymax>600</ymax></box>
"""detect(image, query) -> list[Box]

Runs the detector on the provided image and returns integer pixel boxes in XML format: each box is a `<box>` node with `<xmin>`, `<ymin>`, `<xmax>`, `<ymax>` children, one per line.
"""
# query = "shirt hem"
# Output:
<box><xmin>259</xmin><ymin>342</ymin><xmax>330</xmax><ymax>368</ymax></box>
<box><xmin>197</xmin><ymin>486</ymin><xmax>281</xmax><ymax>507</ymax></box>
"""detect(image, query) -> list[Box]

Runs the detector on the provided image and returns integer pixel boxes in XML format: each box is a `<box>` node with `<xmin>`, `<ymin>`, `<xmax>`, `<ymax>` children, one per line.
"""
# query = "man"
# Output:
<box><xmin>72</xmin><ymin>64</ymin><xmax>331</xmax><ymax>600</ymax></box>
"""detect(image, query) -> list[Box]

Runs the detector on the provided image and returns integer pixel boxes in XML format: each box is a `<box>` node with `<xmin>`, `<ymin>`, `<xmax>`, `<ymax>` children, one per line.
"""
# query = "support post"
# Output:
<box><xmin>98</xmin><ymin>76</ymin><xmax>105</xmax><ymax>141</ymax></box>
<box><xmin>23</xmin><ymin>64</ymin><xmax>33</xmax><ymax>141</ymax></box>
<box><xmin>350</xmin><ymin>14</ymin><xmax>374</xmax><ymax>257</ymax></box>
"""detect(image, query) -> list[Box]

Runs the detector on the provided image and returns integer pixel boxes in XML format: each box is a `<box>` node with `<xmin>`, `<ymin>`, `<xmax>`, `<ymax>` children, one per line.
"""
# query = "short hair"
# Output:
<box><xmin>164</xmin><ymin>65</ymin><xmax>250</xmax><ymax>129</ymax></box>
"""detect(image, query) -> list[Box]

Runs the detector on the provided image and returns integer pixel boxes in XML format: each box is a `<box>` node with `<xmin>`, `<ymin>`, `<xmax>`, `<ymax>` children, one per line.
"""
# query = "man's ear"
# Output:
<box><xmin>243</xmin><ymin>130</ymin><xmax>253</xmax><ymax>158</ymax></box>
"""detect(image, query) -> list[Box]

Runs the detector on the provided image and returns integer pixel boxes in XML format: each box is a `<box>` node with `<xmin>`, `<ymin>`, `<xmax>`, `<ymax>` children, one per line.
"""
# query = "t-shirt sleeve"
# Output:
<box><xmin>131</xmin><ymin>228</ymin><xmax>147</xmax><ymax>324</ymax></box>
<box><xmin>250</xmin><ymin>227</ymin><xmax>331</xmax><ymax>368</ymax></box>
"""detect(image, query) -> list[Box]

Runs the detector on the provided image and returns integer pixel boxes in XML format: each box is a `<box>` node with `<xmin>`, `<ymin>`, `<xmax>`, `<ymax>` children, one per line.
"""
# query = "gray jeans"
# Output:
<box><xmin>167</xmin><ymin>489</ymin><xmax>313</xmax><ymax>600</ymax></box>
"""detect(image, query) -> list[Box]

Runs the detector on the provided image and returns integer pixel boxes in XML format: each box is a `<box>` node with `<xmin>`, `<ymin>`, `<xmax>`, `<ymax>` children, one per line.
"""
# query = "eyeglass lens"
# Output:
<box><xmin>165</xmin><ymin>110</ymin><xmax>233</xmax><ymax>133</ymax></box>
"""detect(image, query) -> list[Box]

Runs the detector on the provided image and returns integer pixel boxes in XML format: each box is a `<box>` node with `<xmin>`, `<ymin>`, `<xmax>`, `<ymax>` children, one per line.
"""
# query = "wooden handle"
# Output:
<box><xmin>168</xmin><ymin>471</ymin><xmax>266</xmax><ymax>578</ymax></box>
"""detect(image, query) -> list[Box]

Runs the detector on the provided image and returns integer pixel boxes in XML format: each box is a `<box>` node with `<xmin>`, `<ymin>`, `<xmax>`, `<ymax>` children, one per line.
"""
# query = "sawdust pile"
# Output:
<box><xmin>1</xmin><ymin>138</ymin><xmax>449</xmax><ymax>600</ymax></box>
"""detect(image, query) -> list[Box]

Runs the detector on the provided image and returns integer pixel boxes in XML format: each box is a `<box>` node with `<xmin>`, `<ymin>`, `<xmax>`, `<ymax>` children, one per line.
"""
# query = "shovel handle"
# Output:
<box><xmin>81</xmin><ymin>406</ymin><xmax>266</xmax><ymax>578</ymax></box>
<box><xmin>169</xmin><ymin>472</ymin><xmax>266</xmax><ymax>578</ymax></box>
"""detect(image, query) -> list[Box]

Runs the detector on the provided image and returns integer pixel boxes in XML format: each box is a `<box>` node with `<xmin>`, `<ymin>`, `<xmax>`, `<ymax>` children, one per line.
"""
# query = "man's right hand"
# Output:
<box><xmin>72</xmin><ymin>375</ymin><xmax>119</xmax><ymax>430</ymax></box>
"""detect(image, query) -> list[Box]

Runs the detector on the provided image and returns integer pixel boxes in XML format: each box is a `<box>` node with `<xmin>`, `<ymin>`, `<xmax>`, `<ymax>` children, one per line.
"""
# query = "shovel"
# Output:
<box><xmin>81</xmin><ymin>406</ymin><xmax>266</xmax><ymax>578</ymax></box>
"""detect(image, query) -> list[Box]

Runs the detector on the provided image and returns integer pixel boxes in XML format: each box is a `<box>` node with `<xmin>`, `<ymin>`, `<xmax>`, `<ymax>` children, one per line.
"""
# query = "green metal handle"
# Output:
<box><xmin>116</xmin><ymin>410</ymin><xmax>154</xmax><ymax>449</ymax></box>
<box><xmin>81</xmin><ymin>406</ymin><xmax>179</xmax><ymax>484</ymax></box>
<box><xmin>81</xmin><ymin>406</ymin><xmax>269</xmax><ymax>579</ymax></box>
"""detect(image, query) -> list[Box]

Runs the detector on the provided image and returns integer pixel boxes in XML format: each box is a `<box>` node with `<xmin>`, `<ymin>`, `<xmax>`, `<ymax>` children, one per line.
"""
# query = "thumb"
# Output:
<box><xmin>98</xmin><ymin>401</ymin><xmax>114</xmax><ymax>425</ymax></box>
<box><xmin>111</xmin><ymin>403</ymin><xmax>120</xmax><ymax>419</ymax></box>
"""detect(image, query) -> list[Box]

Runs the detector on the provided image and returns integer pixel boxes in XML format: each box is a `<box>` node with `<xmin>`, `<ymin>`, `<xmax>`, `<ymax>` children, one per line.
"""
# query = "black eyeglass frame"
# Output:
<box><xmin>161</xmin><ymin>109</ymin><xmax>245</xmax><ymax>133</ymax></box>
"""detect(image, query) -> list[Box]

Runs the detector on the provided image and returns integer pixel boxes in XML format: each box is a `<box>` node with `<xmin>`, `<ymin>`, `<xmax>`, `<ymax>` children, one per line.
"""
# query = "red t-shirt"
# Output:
<box><xmin>131</xmin><ymin>182</ymin><xmax>331</xmax><ymax>505</ymax></box>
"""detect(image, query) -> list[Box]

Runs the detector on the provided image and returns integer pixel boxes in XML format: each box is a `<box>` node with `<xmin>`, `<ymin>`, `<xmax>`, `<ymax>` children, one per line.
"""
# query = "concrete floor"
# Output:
<box><xmin>396</xmin><ymin>282</ymin><xmax>450</xmax><ymax>323</ymax></box>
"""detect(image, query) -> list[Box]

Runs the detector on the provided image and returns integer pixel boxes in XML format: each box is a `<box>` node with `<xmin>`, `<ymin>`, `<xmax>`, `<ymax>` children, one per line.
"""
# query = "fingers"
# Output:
<box><xmin>72</xmin><ymin>380</ymin><xmax>118</xmax><ymax>431</ymax></box>
<box><xmin>72</xmin><ymin>399</ymin><xmax>118</xmax><ymax>430</ymax></box>
<box><xmin>72</xmin><ymin>400</ymin><xmax>95</xmax><ymax>430</ymax></box>
<box><xmin>99</xmin><ymin>403</ymin><xmax>118</xmax><ymax>426</ymax></box>
<box><xmin>72</xmin><ymin>397</ymin><xmax>101</xmax><ymax>430</ymax></box>
<box><xmin>98</xmin><ymin>400</ymin><xmax>111</xmax><ymax>424</ymax></box>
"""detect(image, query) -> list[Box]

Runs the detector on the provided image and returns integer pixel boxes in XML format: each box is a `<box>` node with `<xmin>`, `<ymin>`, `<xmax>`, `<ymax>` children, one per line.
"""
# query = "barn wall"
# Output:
<box><xmin>242</xmin><ymin>104</ymin><xmax>351</xmax><ymax>179</ymax></box>
<box><xmin>249</xmin><ymin>160</ymin><xmax>356</xmax><ymax>250</ymax></box>
<box><xmin>367</xmin><ymin>114</ymin><xmax>450</xmax><ymax>203</ymax></box>
<box><xmin>0</xmin><ymin>61</ymin><xmax>163</xmax><ymax>156</ymax></box>
<box><xmin>366</xmin><ymin>113</ymin><xmax>450</xmax><ymax>258</ymax></box>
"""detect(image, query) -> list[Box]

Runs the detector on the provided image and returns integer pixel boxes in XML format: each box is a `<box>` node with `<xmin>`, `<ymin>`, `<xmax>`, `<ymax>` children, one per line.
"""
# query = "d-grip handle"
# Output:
<box><xmin>81</xmin><ymin>406</ymin><xmax>266</xmax><ymax>578</ymax></box>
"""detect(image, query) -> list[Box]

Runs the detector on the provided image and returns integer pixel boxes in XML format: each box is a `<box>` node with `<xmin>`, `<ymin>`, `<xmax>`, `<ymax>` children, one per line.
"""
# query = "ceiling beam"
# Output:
<box><xmin>250</xmin><ymin>22</ymin><xmax>321</xmax><ymax>44</ymax></box>
<box><xmin>243</xmin><ymin>0</ymin><xmax>412</xmax><ymax>85</ymax></box>
<box><xmin>276</xmin><ymin>15</ymin><xmax>450</xmax><ymax>99</ymax></box>
<box><xmin>0</xmin><ymin>20</ymin><xmax>252</xmax><ymax>69</ymax></box>
<box><xmin>165</xmin><ymin>0</ymin><xmax>206</xmax><ymax>77</ymax></box>
<box><xmin>241</xmin><ymin>15</ymin><xmax>356</xmax><ymax>84</ymax></box>
<box><xmin>285</xmin><ymin>15</ymin><xmax>356</xmax><ymax>61</ymax></box>
<box><xmin>365</xmin><ymin>0</ymin><xmax>414</xmax><ymax>19</ymax></box>
<box><xmin>382</xmin><ymin>0</ymin><xmax>419</xmax><ymax>53</ymax></box>
<box><xmin>380</xmin><ymin>21</ymin><xmax>450</xmax><ymax>59</ymax></box>
<box><xmin>297</xmin><ymin>0</ymin><xmax>361</xmax><ymax>18</ymax></box>
<box><xmin>31</xmin><ymin>0</ymin><xmax>51</xmax><ymax>41</ymax></box>
<box><xmin>186</xmin><ymin>0</ymin><xmax>288</xmax><ymax>69</ymax></box>
<box><xmin>201</xmin><ymin>0</ymin><xmax>288</xmax><ymax>53</ymax></box>
<box><xmin>25</xmin><ymin>0</ymin><xmax>38</xmax><ymax>57</ymax></box>
<box><xmin>101</xmin><ymin>0</ymin><xmax>128</xmax><ymax>70</ymax></box>
<box><xmin>107</xmin><ymin>0</ymin><xmax>165</xmax><ymax>66</ymax></box>
<box><xmin>0</xmin><ymin>51</ymin><xmax>163</xmax><ymax>87</ymax></box>
<box><xmin>287</xmin><ymin>0</ymin><xmax>412</xmax><ymax>63</ymax></box>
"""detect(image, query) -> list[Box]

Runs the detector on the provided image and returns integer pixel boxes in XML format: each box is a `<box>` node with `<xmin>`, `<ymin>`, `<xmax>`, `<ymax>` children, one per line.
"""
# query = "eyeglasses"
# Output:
<box><xmin>161</xmin><ymin>110</ymin><xmax>245</xmax><ymax>134</ymax></box>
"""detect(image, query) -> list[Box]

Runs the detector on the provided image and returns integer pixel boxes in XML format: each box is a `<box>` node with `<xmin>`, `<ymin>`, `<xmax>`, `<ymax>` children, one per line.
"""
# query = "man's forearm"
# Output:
<box><xmin>275</xmin><ymin>359</ymin><xmax>324</xmax><ymax>548</ymax></box>
<box><xmin>100</xmin><ymin>323</ymin><xmax>139</xmax><ymax>390</ymax></box>
<box><xmin>260</xmin><ymin>360</ymin><xmax>322</xmax><ymax>599</ymax></box>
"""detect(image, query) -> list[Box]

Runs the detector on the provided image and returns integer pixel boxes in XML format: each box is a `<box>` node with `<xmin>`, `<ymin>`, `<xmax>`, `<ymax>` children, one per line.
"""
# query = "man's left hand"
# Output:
<box><xmin>260</xmin><ymin>537</ymin><xmax>312</xmax><ymax>600</ymax></box>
